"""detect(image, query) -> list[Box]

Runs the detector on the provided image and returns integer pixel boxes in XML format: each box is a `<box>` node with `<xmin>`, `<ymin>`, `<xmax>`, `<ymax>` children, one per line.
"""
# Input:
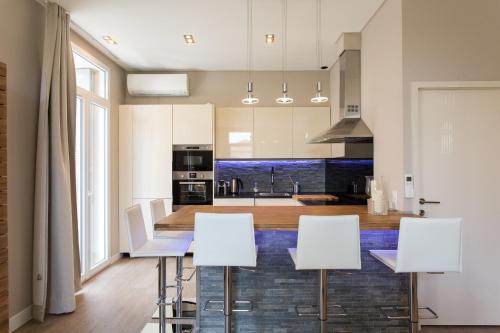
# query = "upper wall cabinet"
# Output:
<box><xmin>214</xmin><ymin>106</ymin><xmax>331</xmax><ymax>159</ymax></box>
<box><xmin>292</xmin><ymin>107</ymin><xmax>332</xmax><ymax>158</ymax></box>
<box><xmin>216</xmin><ymin>107</ymin><xmax>254</xmax><ymax>159</ymax></box>
<box><xmin>254</xmin><ymin>107</ymin><xmax>293</xmax><ymax>158</ymax></box>
<box><xmin>173</xmin><ymin>104</ymin><xmax>214</xmax><ymax>145</ymax></box>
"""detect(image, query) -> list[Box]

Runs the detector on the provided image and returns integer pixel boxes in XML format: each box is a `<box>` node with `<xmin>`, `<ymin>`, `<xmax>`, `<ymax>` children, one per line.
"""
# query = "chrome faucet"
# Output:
<box><xmin>270</xmin><ymin>167</ymin><xmax>275</xmax><ymax>193</ymax></box>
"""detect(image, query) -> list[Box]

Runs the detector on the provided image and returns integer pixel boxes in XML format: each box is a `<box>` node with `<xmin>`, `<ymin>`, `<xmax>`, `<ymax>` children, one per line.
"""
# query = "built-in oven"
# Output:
<box><xmin>172</xmin><ymin>145</ymin><xmax>213</xmax><ymax>172</ymax></box>
<box><xmin>172</xmin><ymin>171</ymin><xmax>213</xmax><ymax>211</ymax></box>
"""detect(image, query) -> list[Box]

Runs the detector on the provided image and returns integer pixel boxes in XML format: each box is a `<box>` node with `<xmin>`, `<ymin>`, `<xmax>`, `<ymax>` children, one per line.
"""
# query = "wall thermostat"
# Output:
<box><xmin>404</xmin><ymin>174</ymin><xmax>414</xmax><ymax>198</ymax></box>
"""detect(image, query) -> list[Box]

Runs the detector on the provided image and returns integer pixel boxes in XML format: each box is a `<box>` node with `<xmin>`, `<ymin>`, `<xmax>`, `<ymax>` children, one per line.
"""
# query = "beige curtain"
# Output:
<box><xmin>33</xmin><ymin>2</ymin><xmax>81</xmax><ymax>322</ymax></box>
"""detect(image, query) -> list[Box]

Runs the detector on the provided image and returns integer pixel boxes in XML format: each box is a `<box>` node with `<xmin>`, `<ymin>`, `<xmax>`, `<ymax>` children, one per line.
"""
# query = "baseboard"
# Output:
<box><xmin>109</xmin><ymin>252</ymin><xmax>122</xmax><ymax>264</ymax></box>
<box><xmin>9</xmin><ymin>305</ymin><xmax>32</xmax><ymax>332</ymax></box>
<box><xmin>9</xmin><ymin>254</ymin><xmax>123</xmax><ymax>331</ymax></box>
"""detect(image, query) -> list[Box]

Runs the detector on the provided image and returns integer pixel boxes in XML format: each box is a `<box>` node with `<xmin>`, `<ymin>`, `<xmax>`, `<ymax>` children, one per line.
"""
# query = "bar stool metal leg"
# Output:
<box><xmin>159</xmin><ymin>256</ymin><xmax>167</xmax><ymax>333</ymax></box>
<box><xmin>409</xmin><ymin>272</ymin><xmax>419</xmax><ymax>333</ymax></box>
<box><xmin>176</xmin><ymin>257</ymin><xmax>183</xmax><ymax>333</ymax></box>
<box><xmin>224</xmin><ymin>266</ymin><xmax>233</xmax><ymax>333</ymax></box>
<box><xmin>319</xmin><ymin>269</ymin><xmax>328</xmax><ymax>333</ymax></box>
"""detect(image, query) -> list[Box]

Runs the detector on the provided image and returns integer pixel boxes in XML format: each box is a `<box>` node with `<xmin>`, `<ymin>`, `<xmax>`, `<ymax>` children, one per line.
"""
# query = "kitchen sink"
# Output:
<box><xmin>257</xmin><ymin>192</ymin><xmax>292</xmax><ymax>197</ymax></box>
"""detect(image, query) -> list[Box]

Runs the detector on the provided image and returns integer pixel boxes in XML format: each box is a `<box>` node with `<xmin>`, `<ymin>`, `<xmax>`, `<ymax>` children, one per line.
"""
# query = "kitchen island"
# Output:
<box><xmin>155</xmin><ymin>206</ymin><xmax>416</xmax><ymax>333</ymax></box>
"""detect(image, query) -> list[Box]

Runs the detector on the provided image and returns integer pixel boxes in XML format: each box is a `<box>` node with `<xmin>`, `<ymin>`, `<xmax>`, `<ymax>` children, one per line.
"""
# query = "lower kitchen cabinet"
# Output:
<box><xmin>213</xmin><ymin>198</ymin><xmax>255</xmax><ymax>206</ymax></box>
<box><xmin>254</xmin><ymin>198</ymin><xmax>302</xmax><ymax>206</ymax></box>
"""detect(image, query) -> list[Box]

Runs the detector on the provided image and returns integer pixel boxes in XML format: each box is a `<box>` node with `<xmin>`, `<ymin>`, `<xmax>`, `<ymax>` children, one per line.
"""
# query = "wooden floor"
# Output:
<box><xmin>15</xmin><ymin>257</ymin><xmax>499</xmax><ymax>333</ymax></box>
<box><xmin>16</xmin><ymin>257</ymin><xmax>196</xmax><ymax>333</ymax></box>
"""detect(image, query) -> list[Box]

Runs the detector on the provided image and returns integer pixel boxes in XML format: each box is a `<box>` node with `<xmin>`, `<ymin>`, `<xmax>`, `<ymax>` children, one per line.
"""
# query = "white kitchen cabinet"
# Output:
<box><xmin>254</xmin><ymin>198</ymin><xmax>302</xmax><ymax>206</ymax></box>
<box><xmin>173</xmin><ymin>104</ymin><xmax>214</xmax><ymax>145</ymax></box>
<box><xmin>131</xmin><ymin>105</ymin><xmax>173</xmax><ymax>198</ymax></box>
<box><xmin>215</xmin><ymin>107</ymin><xmax>254</xmax><ymax>159</ymax></box>
<box><xmin>213</xmin><ymin>198</ymin><xmax>255</xmax><ymax>206</ymax></box>
<box><xmin>254</xmin><ymin>107</ymin><xmax>293</xmax><ymax>158</ymax></box>
<box><xmin>292</xmin><ymin>107</ymin><xmax>332</xmax><ymax>158</ymax></box>
<box><xmin>119</xmin><ymin>104</ymin><xmax>173</xmax><ymax>252</ymax></box>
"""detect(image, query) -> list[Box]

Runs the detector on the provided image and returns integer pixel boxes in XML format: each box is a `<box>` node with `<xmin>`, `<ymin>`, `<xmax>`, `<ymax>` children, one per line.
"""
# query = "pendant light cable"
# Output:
<box><xmin>311</xmin><ymin>0</ymin><xmax>328</xmax><ymax>103</ymax></box>
<box><xmin>247</xmin><ymin>0</ymin><xmax>252</xmax><ymax>82</ymax></box>
<box><xmin>242</xmin><ymin>0</ymin><xmax>259</xmax><ymax>104</ymax></box>
<box><xmin>276</xmin><ymin>0</ymin><xmax>293</xmax><ymax>104</ymax></box>
<box><xmin>282</xmin><ymin>0</ymin><xmax>287</xmax><ymax>84</ymax></box>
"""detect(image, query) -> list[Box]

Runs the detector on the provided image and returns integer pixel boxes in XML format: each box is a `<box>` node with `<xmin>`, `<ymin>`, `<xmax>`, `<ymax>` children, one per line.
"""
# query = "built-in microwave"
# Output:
<box><xmin>172</xmin><ymin>145</ymin><xmax>213</xmax><ymax>172</ymax></box>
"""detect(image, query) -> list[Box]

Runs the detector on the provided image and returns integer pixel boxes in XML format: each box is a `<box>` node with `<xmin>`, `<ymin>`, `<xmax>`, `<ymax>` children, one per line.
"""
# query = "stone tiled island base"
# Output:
<box><xmin>196</xmin><ymin>231</ymin><xmax>409</xmax><ymax>333</ymax></box>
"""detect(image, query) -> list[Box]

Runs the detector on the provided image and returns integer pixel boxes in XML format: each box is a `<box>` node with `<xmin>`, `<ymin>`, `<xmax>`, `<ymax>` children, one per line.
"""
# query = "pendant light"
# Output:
<box><xmin>276</xmin><ymin>0</ymin><xmax>293</xmax><ymax>104</ymax></box>
<box><xmin>311</xmin><ymin>0</ymin><xmax>328</xmax><ymax>103</ymax></box>
<box><xmin>242</xmin><ymin>0</ymin><xmax>259</xmax><ymax>105</ymax></box>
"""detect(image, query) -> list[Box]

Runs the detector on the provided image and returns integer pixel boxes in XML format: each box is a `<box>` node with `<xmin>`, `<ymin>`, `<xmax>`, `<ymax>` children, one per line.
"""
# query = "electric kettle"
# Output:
<box><xmin>230</xmin><ymin>178</ymin><xmax>244</xmax><ymax>194</ymax></box>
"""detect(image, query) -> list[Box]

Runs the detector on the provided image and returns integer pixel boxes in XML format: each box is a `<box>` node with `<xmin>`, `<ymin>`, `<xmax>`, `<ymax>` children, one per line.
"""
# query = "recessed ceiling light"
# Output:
<box><xmin>184</xmin><ymin>34</ymin><xmax>195</xmax><ymax>44</ymax></box>
<box><xmin>102</xmin><ymin>35</ymin><xmax>118</xmax><ymax>45</ymax></box>
<box><xmin>265</xmin><ymin>34</ymin><xmax>275</xmax><ymax>44</ymax></box>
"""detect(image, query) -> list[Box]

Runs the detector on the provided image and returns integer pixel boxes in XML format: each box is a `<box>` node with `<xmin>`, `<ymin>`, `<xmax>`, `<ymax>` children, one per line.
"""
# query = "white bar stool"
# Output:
<box><xmin>288</xmin><ymin>215</ymin><xmax>361</xmax><ymax>333</ymax></box>
<box><xmin>369</xmin><ymin>217</ymin><xmax>463</xmax><ymax>333</ymax></box>
<box><xmin>125</xmin><ymin>204</ymin><xmax>192</xmax><ymax>333</ymax></box>
<box><xmin>150</xmin><ymin>199</ymin><xmax>196</xmax><ymax>333</ymax></box>
<box><xmin>193</xmin><ymin>212</ymin><xmax>257</xmax><ymax>333</ymax></box>
<box><xmin>150</xmin><ymin>199</ymin><xmax>194</xmax><ymax>242</ymax></box>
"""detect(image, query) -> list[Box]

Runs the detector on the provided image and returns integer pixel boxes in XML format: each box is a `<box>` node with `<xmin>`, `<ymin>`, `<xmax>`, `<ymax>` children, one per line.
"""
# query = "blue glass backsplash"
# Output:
<box><xmin>215</xmin><ymin>159</ymin><xmax>373</xmax><ymax>194</ymax></box>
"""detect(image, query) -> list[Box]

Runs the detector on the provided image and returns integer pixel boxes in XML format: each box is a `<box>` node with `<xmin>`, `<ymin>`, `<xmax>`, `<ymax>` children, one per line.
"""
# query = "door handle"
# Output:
<box><xmin>419</xmin><ymin>198</ymin><xmax>440</xmax><ymax>205</ymax></box>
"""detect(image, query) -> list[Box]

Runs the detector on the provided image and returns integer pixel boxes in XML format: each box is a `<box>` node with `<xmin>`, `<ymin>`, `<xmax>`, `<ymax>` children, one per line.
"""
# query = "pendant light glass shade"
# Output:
<box><xmin>242</xmin><ymin>0</ymin><xmax>259</xmax><ymax>105</ymax></box>
<box><xmin>276</xmin><ymin>82</ymin><xmax>293</xmax><ymax>104</ymax></box>
<box><xmin>242</xmin><ymin>81</ymin><xmax>260</xmax><ymax>105</ymax></box>
<box><xmin>311</xmin><ymin>81</ymin><xmax>328</xmax><ymax>103</ymax></box>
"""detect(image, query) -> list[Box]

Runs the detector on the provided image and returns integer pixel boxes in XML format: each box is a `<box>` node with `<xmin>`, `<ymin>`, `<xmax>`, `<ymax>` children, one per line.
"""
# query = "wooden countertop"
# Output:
<box><xmin>292</xmin><ymin>194</ymin><xmax>339</xmax><ymax>201</ymax></box>
<box><xmin>155</xmin><ymin>205</ymin><xmax>416</xmax><ymax>231</ymax></box>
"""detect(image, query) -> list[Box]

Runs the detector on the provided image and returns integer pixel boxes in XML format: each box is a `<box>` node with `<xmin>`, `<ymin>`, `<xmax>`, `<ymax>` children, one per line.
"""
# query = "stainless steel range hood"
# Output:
<box><xmin>309</xmin><ymin>50</ymin><xmax>373</xmax><ymax>144</ymax></box>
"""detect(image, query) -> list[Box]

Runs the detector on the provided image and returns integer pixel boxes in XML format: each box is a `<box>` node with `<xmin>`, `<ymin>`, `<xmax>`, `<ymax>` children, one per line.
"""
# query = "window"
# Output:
<box><xmin>74</xmin><ymin>45</ymin><xmax>110</xmax><ymax>280</ymax></box>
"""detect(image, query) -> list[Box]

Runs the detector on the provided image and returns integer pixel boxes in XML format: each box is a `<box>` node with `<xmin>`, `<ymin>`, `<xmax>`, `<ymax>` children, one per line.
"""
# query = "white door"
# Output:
<box><xmin>413</xmin><ymin>83</ymin><xmax>500</xmax><ymax>325</ymax></box>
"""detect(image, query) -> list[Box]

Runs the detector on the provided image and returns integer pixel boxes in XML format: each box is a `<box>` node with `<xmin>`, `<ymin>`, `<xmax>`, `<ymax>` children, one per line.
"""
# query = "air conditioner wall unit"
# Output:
<box><xmin>127</xmin><ymin>74</ymin><xmax>189</xmax><ymax>96</ymax></box>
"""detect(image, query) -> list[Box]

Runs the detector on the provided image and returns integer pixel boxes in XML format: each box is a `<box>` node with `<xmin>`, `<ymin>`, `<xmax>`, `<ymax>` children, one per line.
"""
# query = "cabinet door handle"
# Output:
<box><xmin>419</xmin><ymin>198</ymin><xmax>440</xmax><ymax>205</ymax></box>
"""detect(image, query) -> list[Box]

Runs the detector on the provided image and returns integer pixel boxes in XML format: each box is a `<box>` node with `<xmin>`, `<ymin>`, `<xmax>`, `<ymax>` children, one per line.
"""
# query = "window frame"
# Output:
<box><xmin>72</xmin><ymin>43</ymin><xmax>112</xmax><ymax>282</ymax></box>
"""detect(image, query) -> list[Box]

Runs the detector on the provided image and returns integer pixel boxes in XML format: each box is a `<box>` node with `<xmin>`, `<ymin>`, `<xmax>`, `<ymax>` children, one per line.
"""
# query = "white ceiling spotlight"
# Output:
<box><xmin>265</xmin><ymin>34</ymin><xmax>275</xmax><ymax>44</ymax></box>
<box><xmin>242</xmin><ymin>0</ymin><xmax>259</xmax><ymax>105</ymax></box>
<box><xmin>276</xmin><ymin>0</ymin><xmax>294</xmax><ymax>105</ymax></box>
<box><xmin>183</xmin><ymin>34</ymin><xmax>195</xmax><ymax>44</ymax></box>
<box><xmin>102</xmin><ymin>35</ymin><xmax>118</xmax><ymax>45</ymax></box>
<box><xmin>311</xmin><ymin>0</ymin><xmax>328</xmax><ymax>103</ymax></box>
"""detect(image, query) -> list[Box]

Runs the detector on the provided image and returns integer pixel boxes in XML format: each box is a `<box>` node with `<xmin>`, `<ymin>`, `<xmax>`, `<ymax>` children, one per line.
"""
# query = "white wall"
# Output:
<box><xmin>361</xmin><ymin>0</ymin><xmax>404</xmax><ymax>209</ymax></box>
<box><xmin>401</xmin><ymin>0</ymin><xmax>500</xmax><ymax>209</ymax></box>
<box><xmin>0</xmin><ymin>0</ymin><xmax>44</xmax><ymax>317</ymax></box>
<box><xmin>360</xmin><ymin>0</ymin><xmax>500</xmax><ymax>211</ymax></box>
<box><xmin>125</xmin><ymin>70</ymin><xmax>330</xmax><ymax>107</ymax></box>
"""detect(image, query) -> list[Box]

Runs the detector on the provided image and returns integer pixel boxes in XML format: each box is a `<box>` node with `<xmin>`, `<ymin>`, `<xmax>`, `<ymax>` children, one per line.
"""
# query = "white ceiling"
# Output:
<box><xmin>58</xmin><ymin>0</ymin><xmax>384</xmax><ymax>71</ymax></box>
